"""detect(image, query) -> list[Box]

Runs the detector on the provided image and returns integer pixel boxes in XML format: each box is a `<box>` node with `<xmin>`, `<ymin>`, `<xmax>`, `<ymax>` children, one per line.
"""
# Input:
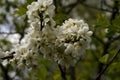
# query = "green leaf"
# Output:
<box><xmin>14</xmin><ymin>7</ymin><xmax>27</xmax><ymax>16</ymax></box>
<box><xmin>53</xmin><ymin>13</ymin><xmax>67</xmax><ymax>25</ymax></box>
<box><xmin>111</xmin><ymin>15</ymin><xmax>120</xmax><ymax>32</ymax></box>
<box><xmin>0</xmin><ymin>0</ymin><xmax>2</xmax><ymax>3</ymax></box>
<box><xmin>14</xmin><ymin>21</ymin><xmax>22</xmax><ymax>33</ymax></box>
<box><xmin>108</xmin><ymin>62</ymin><xmax>120</xmax><ymax>73</ymax></box>
<box><xmin>107</xmin><ymin>15</ymin><xmax>120</xmax><ymax>37</ymax></box>
<box><xmin>99</xmin><ymin>54</ymin><xmax>109</xmax><ymax>64</ymax></box>
<box><xmin>53</xmin><ymin>74</ymin><xmax>61</xmax><ymax>80</ymax></box>
<box><xmin>0</xmin><ymin>39</ymin><xmax>12</xmax><ymax>51</ymax></box>
<box><xmin>112</xmin><ymin>0</ymin><xmax>120</xmax><ymax>2</ymax></box>
<box><xmin>96</xmin><ymin>14</ymin><xmax>110</xmax><ymax>28</ymax></box>
<box><xmin>27</xmin><ymin>0</ymin><xmax>34</xmax><ymax>4</ymax></box>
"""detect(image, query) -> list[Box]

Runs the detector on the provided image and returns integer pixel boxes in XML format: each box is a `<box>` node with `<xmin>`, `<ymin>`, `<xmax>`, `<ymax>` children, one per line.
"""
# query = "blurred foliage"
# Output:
<box><xmin>0</xmin><ymin>39</ymin><xmax>12</xmax><ymax>51</ymax></box>
<box><xmin>0</xmin><ymin>0</ymin><xmax>120</xmax><ymax>80</ymax></box>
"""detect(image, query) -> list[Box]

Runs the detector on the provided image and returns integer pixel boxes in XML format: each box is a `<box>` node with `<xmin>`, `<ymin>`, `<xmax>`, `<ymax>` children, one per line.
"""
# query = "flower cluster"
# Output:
<box><xmin>26</xmin><ymin>0</ymin><xmax>55</xmax><ymax>29</ymax></box>
<box><xmin>7</xmin><ymin>0</ymin><xmax>93</xmax><ymax>68</ymax></box>
<box><xmin>9</xmin><ymin>0</ymin><xmax>56</xmax><ymax>68</ymax></box>
<box><xmin>55</xmin><ymin>19</ymin><xmax>93</xmax><ymax>66</ymax></box>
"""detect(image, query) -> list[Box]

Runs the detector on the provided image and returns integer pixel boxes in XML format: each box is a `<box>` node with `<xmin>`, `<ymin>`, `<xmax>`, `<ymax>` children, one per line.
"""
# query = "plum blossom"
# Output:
<box><xmin>54</xmin><ymin>19</ymin><xmax>93</xmax><ymax>66</ymax></box>
<box><xmin>6</xmin><ymin>0</ymin><xmax>93</xmax><ymax>68</ymax></box>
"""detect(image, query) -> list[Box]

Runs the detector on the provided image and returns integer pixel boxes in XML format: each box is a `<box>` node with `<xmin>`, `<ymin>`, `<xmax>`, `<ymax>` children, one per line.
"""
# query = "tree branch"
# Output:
<box><xmin>110</xmin><ymin>1</ymin><xmax>119</xmax><ymax>22</ymax></box>
<box><xmin>95</xmin><ymin>49</ymin><xmax>120</xmax><ymax>80</ymax></box>
<box><xmin>38</xmin><ymin>13</ymin><xmax>44</xmax><ymax>31</ymax></box>
<box><xmin>103</xmin><ymin>0</ymin><xmax>112</xmax><ymax>8</ymax></box>
<box><xmin>92</xmin><ymin>33</ymin><xmax>105</xmax><ymax>45</ymax></box>
<box><xmin>81</xmin><ymin>3</ymin><xmax>112</xmax><ymax>12</ymax></box>
<box><xmin>0</xmin><ymin>52</ymin><xmax>15</xmax><ymax>60</ymax></box>
<box><xmin>109</xmin><ymin>35</ymin><xmax>120</xmax><ymax>43</ymax></box>
<box><xmin>64</xmin><ymin>0</ymin><xmax>112</xmax><ymax>14</ymax></box>
<box><xmin>0</xmin><ymin>32</ymin><xmax>17</xmax><ymax>34</ymax></box>
<box><xmin>69</xmin><ymin>66</ymin><xmax>76</xmax><ymax>80</ymax></box>
<box><xmin>95</xmin><ymin>1</ymin><xmax>120</xmax><ymax>79</ymax></box>
<box><xmin>95</xmin><ymin>34</ymin><xmax>120</xmax><ymax>80</ymax></box>
<box><xmin>58</xmin><ymin>64</ymin><xmax>67</xmax><ymax>80</ymax></box>
<box><xmin>0</xmin><ymin>63</ymin><xmax>12</xmax><ymax>80</ymax></box>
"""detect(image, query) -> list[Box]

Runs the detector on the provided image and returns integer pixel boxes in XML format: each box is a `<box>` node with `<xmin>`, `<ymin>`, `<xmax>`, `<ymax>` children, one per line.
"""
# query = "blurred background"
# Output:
<box><xmin>0</xmin><ymin>0</ymin><xmax>120</xmax><ymax>80</ymax></box>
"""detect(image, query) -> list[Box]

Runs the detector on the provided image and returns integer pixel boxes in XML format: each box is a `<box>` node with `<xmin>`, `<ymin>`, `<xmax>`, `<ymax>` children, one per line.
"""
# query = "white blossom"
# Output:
<box><xmin>26</xmin><ymin>0</ymin><xmax>55</xmax><ymax>29</ymax></box>
<box><xmin>5</xmin><ymin>0</ymin><xmax>93</xmax><ymax>68</ymax></box>
<box><xmin>55</xmin><ymin>18</ymin><xmax>93</xmax><ymax>66</ymax></box>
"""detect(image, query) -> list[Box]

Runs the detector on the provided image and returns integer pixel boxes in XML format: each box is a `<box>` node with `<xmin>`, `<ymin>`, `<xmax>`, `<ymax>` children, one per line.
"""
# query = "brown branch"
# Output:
<box><xmin>0</xmin><ymin>52</ymin><xmax>15</xmax><ymax>60</ymax></box>
<box><xmin>1</xmin><ymin>55</ymin><xmax>14</xmax><ymax>60</ymax></box>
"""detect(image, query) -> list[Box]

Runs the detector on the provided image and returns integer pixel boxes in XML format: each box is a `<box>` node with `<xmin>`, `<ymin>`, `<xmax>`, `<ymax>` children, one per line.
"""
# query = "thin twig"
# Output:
<box><xmin>95</xmin><ymin>1</ymin><xmax>120</xmax><ymax>79</ymax></box>
<box><xmin>0</xmin><ymin>52</ymin><xmax>15</xmax><ymax>60</ymax></box>
<box><xmin>92</xmin><ymin>33</ymin><xmax>105</xmax><ymax>45</ymax></box>
<box><xmin>64</xmin><ymin>0</ymin><xmax>112</xmax><ymax>13</ymax></box>
<box><xmin>53</xmin><ymin>0</ymin><xmax>57</xmax><ymax>13</ymax></box>
<box><xmin>109</xmin><ymin>35</ymin><xmax>120</xmax><ymax>43</ymax></box>
<box><xmin>110</xmin><ymin>1</ymin><xmax>119</xmax><ymax>22</ymax></box>
<box><xmin>38</xmin><ymin>13</ymin><xmax>44</xmax><ymax>31</ymax></box>
<box><xmin>81</xmin><ymin>3</ymin><xmax>112</xmax><ymax>12</ymax></box>
<box><xmin>95</xmin><ymin>34</ymin><xmax>120</xmax><ymax>80</ymax></box>
<box><xmin>103</xmin><ymin>0</ymin><xmax>112</xmax><ymax>8</ymax></box>
<box><xmin>0</xmin><ymin>32</ymin><xmax>17</xmax><ymax>34</ymax></box>
<box><xmin>58</xmin><ymin>64</ymin><xmax>67</xmax><ymax>80</ymax></box>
